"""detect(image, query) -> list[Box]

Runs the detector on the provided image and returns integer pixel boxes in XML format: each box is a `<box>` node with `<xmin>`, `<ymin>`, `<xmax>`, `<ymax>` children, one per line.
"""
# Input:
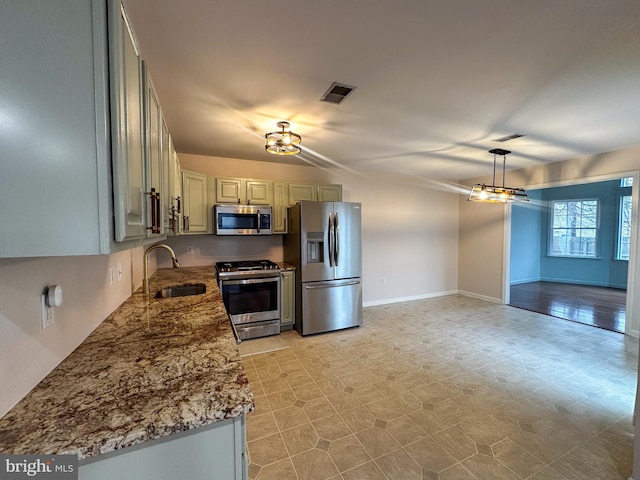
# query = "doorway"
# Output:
<box><xmin>507</xmin><ymin>176</ymin><xmax>633</xmax><ymax>334</ymax></box>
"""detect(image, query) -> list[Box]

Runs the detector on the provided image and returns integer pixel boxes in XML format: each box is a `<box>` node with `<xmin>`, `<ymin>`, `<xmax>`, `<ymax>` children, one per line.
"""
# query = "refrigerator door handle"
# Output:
<box><xmin>304</xmin><ymin>280</ymin><xmax>361</xmax><ymax>289</ymax></box>
<box><xmin>334</xmin><ymin>211</ymin><xmax>340</xmax><ymax>266</ymax></box>
<box><xmin>328</xmin><ymin>212</ymin><xmax>335</xmax><ymax>267</ymax></box>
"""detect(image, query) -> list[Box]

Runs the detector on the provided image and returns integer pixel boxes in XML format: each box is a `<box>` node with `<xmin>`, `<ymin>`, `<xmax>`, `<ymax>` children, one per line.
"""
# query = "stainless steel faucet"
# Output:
<box><xmin>143</xmin><ymin>244</ymin><xmax>181</xmax><ymax>294</ymax></box>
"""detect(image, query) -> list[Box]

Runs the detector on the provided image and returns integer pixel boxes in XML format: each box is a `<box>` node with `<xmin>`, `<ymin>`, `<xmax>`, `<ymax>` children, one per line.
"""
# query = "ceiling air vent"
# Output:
<box><xmin>492</xmin><ymin>133</ymin><xmax>526</xmax><ymax>143</ymax></box>
<box><xmin>320</xmin><ymin>82</ymin><xmax>357</xmax><ymax>104</ymax></box>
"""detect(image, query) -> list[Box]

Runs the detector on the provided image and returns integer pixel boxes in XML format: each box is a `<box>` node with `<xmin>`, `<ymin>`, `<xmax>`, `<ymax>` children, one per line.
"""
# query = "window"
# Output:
<box><xmin>617</xmin><ymin>178</ymin><xmax>633</xmax><ymax>260</ymax></box>
<box><xmin>550</xmin><ymin>199</ymin><xmax>598</xmax><ymax>257</ymax></box>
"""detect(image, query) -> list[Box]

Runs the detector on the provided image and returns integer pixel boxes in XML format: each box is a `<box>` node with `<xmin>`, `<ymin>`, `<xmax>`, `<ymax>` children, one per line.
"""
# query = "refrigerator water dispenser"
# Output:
<box><xmin>306</xmin><ymin>233</ymin><xmax>324</xmax><ymax>263</ymax></box>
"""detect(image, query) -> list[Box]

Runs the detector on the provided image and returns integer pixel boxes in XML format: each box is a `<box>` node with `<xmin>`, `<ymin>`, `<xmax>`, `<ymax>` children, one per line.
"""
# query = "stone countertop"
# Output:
<box><xmin>0</xmin><ymin>266</ymin><xmax>254</xmax><ymax>460</ymax></box>
<box><xmin>276</xmin><ymin>262</ymin><xmax>295</xmax><ymax>271</ymax></box>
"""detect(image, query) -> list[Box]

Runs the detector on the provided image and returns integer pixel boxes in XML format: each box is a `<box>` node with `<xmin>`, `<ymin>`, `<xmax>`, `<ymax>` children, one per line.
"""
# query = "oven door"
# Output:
<box><xmin>220</xmin><ymin>276</ymin><xmax>280</xmax><ymax>324</ymax></box>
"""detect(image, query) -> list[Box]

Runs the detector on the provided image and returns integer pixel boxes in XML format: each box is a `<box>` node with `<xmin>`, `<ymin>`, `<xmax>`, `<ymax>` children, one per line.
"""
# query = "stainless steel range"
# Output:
<box><xmin>215</xmin><ymin>260</ymin><xmax>281</xmax><ymax>340</ymax></box>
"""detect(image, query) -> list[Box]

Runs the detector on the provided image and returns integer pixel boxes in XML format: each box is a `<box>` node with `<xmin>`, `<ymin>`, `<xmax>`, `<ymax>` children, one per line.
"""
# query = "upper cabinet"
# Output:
<box><xmin>166</xmin><ymin>136</ymin><xmax>183</xmax><ymax>235</ymax></box>
<box><xmin>288</xmin><ymin>183</ymin><xmax>342</xmax><ymax>205</ymax></box>
<box><xmin>288</xmin><ymin>183</ymin><xmax>317</xmax><ymax>204</ymax></box>
<box><xmin>110</xmin><ymin>1</ymin><xmax>147</xmax><ymax>242</ymax></box>
<box><xmin>272</xmin><ymin>182</ymin><xmax>289</xmax><ymax>234</ymax></box>
<box><xmin>215</xmin><ymin>178</ymin><xmax>272</xmax><ymax>205</ymax></box>
<box><xmin>142</xmin><ymin>64</ymin><xmax>164</xmax><ymax>238</ymax></box>
<box><xmin>182</xmin><ymin>170</ymin><xmax>209</xmax><ymax>234</ymax></box>
<box><xmin>0</xmin><ymin>0</ymin><xmax>181</xmax><ymax>257</ymax></box>
<box><xmin>213</xmin><ymin>179</ymin><xmax>342</xmax><ymax>235</ymax></box>
<box><xmin>318</xmin><ymin>184</ymin><xmax>343</xmax><ymax>202</ymax></box>
<box><xmin>0</xmin><ymin>0</ymin><xmax>139</xmax><ymax>257</ymax></box>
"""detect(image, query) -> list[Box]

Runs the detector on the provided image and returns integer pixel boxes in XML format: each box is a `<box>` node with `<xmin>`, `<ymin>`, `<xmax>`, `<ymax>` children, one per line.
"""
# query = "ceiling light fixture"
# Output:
<box><xmin>265</xmin><ymin>121</ymin><xmax>302</xmax><ymax>156</ymax></box>
<box><xmin>468</xmin><ymin>149</ymin><xmax>528</xmax><ymax>203</ymax></box>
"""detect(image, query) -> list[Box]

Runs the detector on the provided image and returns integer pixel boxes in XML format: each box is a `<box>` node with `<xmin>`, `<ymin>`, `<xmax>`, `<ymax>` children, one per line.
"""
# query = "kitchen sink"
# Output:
<box><xmin>154</xmin><ymin>283</ymin><xmax>206</xmax><ymax>298</ymax></box>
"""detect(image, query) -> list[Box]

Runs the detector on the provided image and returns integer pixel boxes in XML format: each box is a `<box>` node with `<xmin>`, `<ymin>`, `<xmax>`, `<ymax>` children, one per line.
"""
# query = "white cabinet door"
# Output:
<box><xmin>170</xmin><ymin>142</ymin><xmax>183</xmax><ymax>234</ymax></box>
<box><xmin>111</xmin><ymin>1</ymin><xmax>146</xmax><ymax>242</ymax></box>
<box><xmin>161</xmin><ymin>118</ymin><xmax>172</xmax><ymax>232</ymax></box>
<box><xmin>79</xmin><ymin>415</ymin><xmax>247</xmax><ymax>480</ymax></box>
<box><xmin>317</xmin><ymin>184</ymin><xmax>342</xmax><ymax>202</ymax></box>
<box><xmin>216</xmin><ymin>177</ymin><xmax>244</xmax><ymax>204</ymax></box>
<box><xmin>143</xmin><ymin>64</ymin><xmax>163</xmax><ymax>237</ymax></box>
<box><xmin>288</xmin><ymin>183</ymin><xmax>317</xmax><ymax>204</ymax></box>
<box><xmin>273</xmin><ymin>182</ymin><xmax>289</xmax><ymax>234</ymax></box>
<box><xmin>215</xmin><ymin>178</ymin><xmax>273</xmax><ymax>205</ymax></box>
<box><xmin>182</xmin><ymin>171</ymin><xmax>208</xmax><ymax>234</ymax></box>
<box><xmin>246</xmin><ymin>180</ymin><xmax>272</xmax><ymax>205</ymax></box>
<box><xmin>0</xmin><ymin>0</ymin><xmax>114</xmax><ymax>257</ymax></box>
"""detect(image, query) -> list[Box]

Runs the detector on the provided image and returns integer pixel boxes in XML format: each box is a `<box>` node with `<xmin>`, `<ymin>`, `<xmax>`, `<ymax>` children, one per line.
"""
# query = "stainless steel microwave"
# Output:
<box><xmin>214</xmin><ymin>205</ymin><xmax>272</xmax><ymax>235</ymax></box>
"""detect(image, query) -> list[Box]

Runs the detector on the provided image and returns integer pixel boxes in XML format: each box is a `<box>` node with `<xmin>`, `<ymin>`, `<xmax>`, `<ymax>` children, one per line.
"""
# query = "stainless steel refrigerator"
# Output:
<box><xmin>284</xmin><ymin>201</ymin><xmax>362</xmax><ymax>335</ymax></box>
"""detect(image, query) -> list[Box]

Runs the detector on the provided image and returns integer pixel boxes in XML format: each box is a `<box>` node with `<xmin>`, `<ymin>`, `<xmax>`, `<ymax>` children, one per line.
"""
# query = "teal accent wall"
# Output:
<box><xmin>510</xmin><ymin>180</ymin><xmax>629</xmax><ymax>289</ymax></box>
<box><xmin>510</xmin><ymin>190</ymin><xmax>542</xmax><ymax>284</ymax></box>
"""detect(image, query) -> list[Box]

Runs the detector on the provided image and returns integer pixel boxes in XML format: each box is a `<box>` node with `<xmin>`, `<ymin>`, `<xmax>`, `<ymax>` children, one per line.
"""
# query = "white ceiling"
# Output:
<box><xmin>125</xmin><ymin>0</ymin><xmax>640</xmax><ymax>181</ymax></box>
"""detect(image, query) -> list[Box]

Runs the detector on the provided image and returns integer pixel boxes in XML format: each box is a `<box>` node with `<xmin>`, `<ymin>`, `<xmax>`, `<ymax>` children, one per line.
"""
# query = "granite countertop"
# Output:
<box><xmin>276</xmin><ymin>262</ymin><xmax>295</xmax><ymax>271</ymax></box>
<box><xmin>0</xmin><ymin>266</ymin><xmax>254</xmax><ymax>460</ymax></box>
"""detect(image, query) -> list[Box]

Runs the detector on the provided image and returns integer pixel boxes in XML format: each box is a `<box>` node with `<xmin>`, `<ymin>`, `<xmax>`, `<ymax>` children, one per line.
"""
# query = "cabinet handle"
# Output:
<box><xmin>183</xmin><ymin>215</ymin><xmax>189</xmax><ymax>232</ymax></box>
<box><xmin>154</xmin><ymin>191</ymin><xmax>161</xmax><ymax>234</ymax></box>
<box><xmin>147</xmin><ymin>188</ymin><xmax>160</xmax><ymax>234</ymax></box>
<box><xmin>176</xmin><ymin>196</ymin><xmax>181</xmax><ymax>214</ymax></box>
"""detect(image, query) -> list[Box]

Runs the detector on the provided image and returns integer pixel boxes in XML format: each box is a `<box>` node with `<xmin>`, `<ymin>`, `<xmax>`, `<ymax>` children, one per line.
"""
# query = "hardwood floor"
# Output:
<box><xmin>509</xmin><ymin>281</ymin><xmax>627</xmax><ymax>333</ymax></box>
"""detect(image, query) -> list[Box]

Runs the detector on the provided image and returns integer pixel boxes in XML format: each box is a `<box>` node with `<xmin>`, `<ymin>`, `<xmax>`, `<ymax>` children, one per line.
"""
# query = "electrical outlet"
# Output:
<box><xmin>41</xmin><ymin>294</ymin><xmax>55</xmax><ymax>330</ymax></box>
<box><xmin>186</xmin><ymin>246</ymin><xmax>195</xmax><ymax>255</ymax></box>
<box><xmin>381</xmin><ymin>276</ymin><xmax>386</xmax><ymax>285</ymax></box>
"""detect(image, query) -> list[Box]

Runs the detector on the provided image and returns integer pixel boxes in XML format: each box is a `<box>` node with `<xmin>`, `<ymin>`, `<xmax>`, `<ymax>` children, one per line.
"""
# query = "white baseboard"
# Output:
<box><xmin>363</xmin><ymin>290</ymin><xmax>457</xmax><ymax>308</ymax></box>
<box><xmin>509</xmin><ymin>278</ymin><xmax>541</xmax><ymax>285</ymax></box>
<box><xmin>457</xmin><ymin>290</ymin><xmax>502</xmax><ymax>304</ymax></box>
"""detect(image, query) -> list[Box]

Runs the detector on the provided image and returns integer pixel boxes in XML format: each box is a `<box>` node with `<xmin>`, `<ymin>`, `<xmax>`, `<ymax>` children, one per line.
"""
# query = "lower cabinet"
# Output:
<box><xmin>79</xmin><ymin>415</ymin><xmax>247</xmax><ymax>480</ymax></box>
<box><xmin>280</xmin><ymin>269</ymin><xmax>295</xmax><ymax>331</ymax></box>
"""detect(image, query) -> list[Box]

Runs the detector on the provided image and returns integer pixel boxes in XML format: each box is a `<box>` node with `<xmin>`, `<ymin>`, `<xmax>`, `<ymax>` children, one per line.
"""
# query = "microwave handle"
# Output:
<box><xmin>257</xmin><ymin>210</ymin><xmax>261</xmax><ymax>233</ymax></box>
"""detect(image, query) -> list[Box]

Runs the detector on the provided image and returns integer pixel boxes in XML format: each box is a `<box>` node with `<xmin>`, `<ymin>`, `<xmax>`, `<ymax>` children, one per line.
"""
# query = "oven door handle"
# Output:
<box><xmin>222</xmin><ymin>277</ymin><xmax>279</xmax><ymax>286</ymax></box>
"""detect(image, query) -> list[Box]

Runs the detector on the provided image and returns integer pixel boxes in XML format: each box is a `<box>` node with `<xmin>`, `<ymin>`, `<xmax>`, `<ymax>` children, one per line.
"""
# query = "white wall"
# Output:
<box><xmin>0</xmin><ymin>247</ymin><xmax>146</xmax><ymax>417</ymax></box>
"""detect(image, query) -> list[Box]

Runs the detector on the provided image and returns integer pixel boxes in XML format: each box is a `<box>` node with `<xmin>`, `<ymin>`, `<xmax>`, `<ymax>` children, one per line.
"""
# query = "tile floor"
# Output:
<box><xmin>242</xmin><ymin>295</ymin><xmax>638</xmax><ymax>480</ymax></box>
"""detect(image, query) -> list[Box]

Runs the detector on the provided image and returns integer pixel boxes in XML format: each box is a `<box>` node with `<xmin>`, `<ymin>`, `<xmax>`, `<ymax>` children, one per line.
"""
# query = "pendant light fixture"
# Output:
<box><xmin>265</xmin><ymin>121</ymin><xmax>302</xmax><ymax>155</ymax></box>
<box><xmin>468</xmin><ymin>148</ymin><xmax>528</xmax><ymax>203</ymax></box>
